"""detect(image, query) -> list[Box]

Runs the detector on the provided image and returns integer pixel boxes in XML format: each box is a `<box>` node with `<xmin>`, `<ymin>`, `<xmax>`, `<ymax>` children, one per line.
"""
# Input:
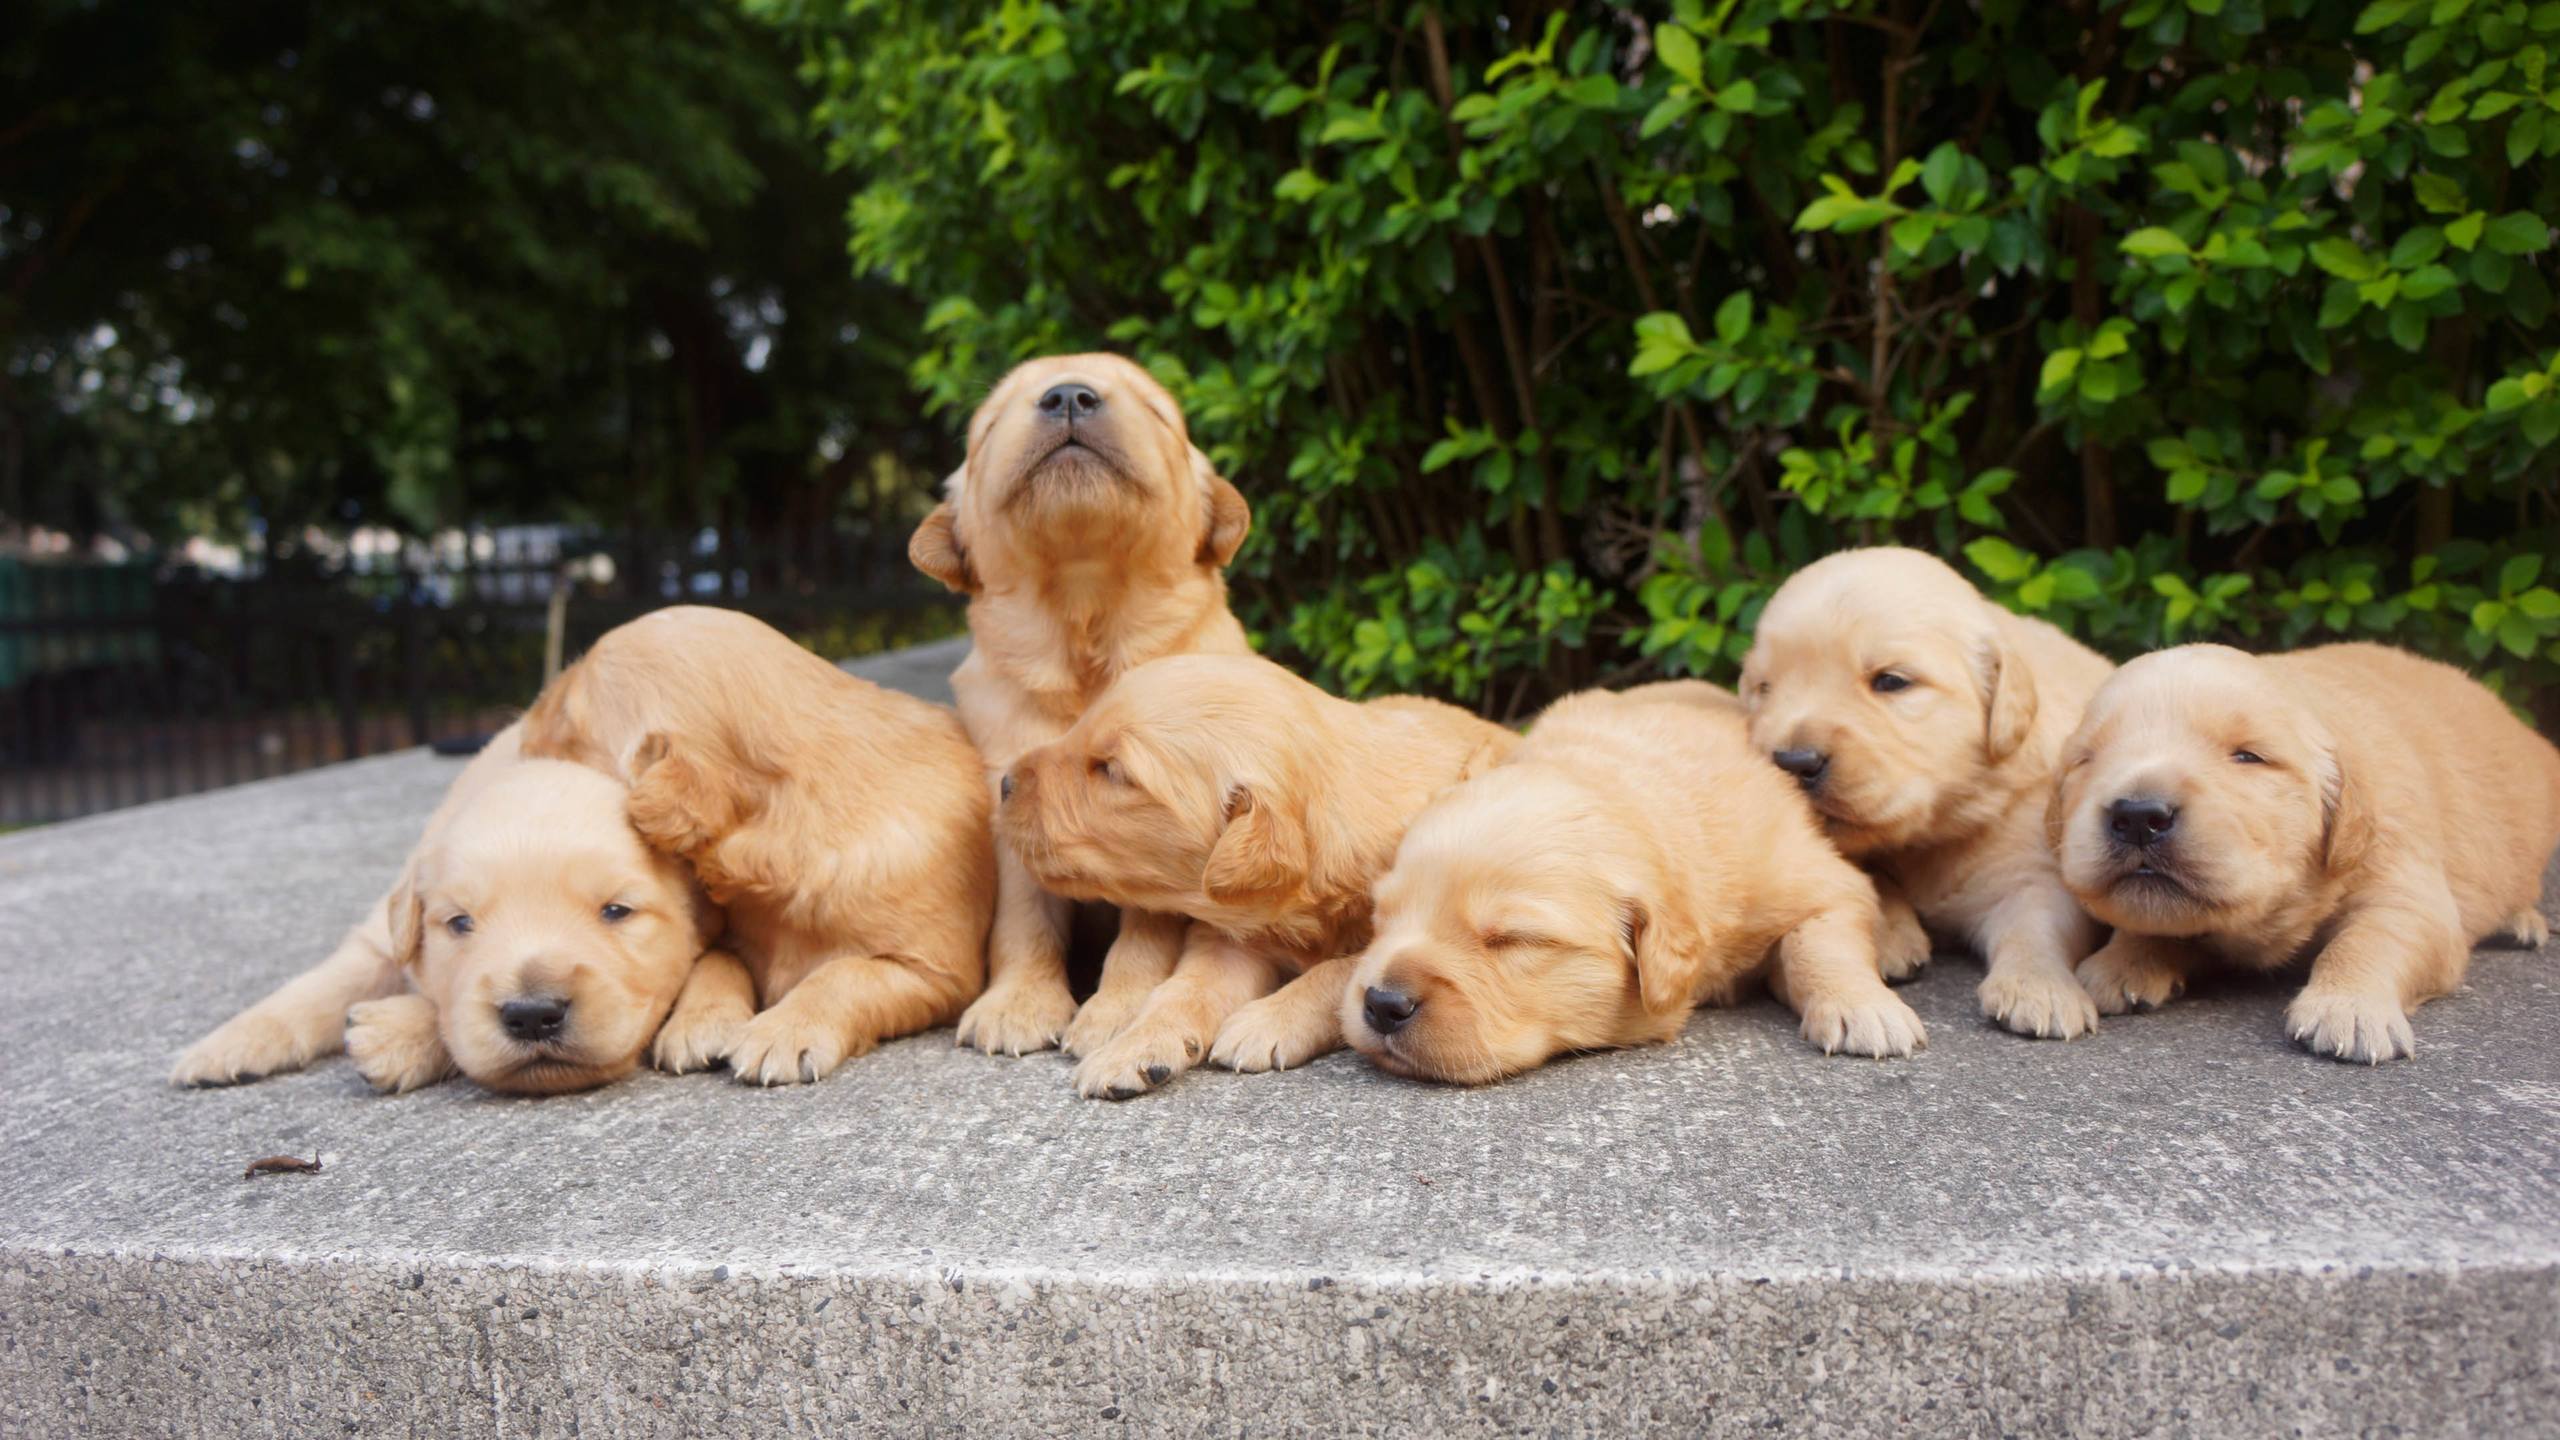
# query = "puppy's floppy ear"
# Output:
<box><xmin>625</xmin><ymin>732</ymin><xmax>743</xmax><ymax>862</ymax></box>
<box><xmin>1191</xmin><ymin>446</ymin><xmax>1251</xmax><ymax>568</ymax></box>
<box><xmin>2319</xmin><ymin>742</ymin><xmax>2375</xmax><ymax>876</ymax></box>
<box><xmin>1973</xmin><ymin>619</ymin><xmax>2038</xmax><ymax>763</ymax></box>
<box><xmin>908</xmin><ymin>479</ymin><xmax>976</xmax><ymax>593</ymax></box>
<box><xmin>1622</xmin><ymin>890</ymin><xmax>1710</xmax><ymax>1016</ymax></box>
<box><xmin>1200</xmin><ymin>783</ymin><xmax>1306</xmax><ymax>905</ymax></box>
<box><xmin>385</xmin><ymin>863</ymin><xmax>426</xmax><ymax>971</ymax></box>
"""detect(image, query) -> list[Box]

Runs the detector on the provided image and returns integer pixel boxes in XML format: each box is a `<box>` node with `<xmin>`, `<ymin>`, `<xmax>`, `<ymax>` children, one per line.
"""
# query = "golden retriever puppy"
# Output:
<box><xmin>1742</xmin><ymin>546</ymin><xmax>2114</xmax><ymax>1039</ymax></box>
<box><xmin>1340</xmin><ymin>682</ymin><xmax>1924</xmax><ymax>1083</ymax></box>
<box><xmin>520</xmin><ymin>606</ymin><xmax>995</xmax><ymax>1085</ymax></box>
<box><xmin>997</xmin><ymin>653</ymin><xmax>1514</xmax><ymax>1098</ymax></box>
<box><xmin>2051</xmin><ymin>642</ymin><xmax>2560</xmax><ymax>1062</ymax></box>
<box><xmin>170</xmin><ymin>728</ymin><xmax>727</xmax><ymax>1095</ymax></box>
<box><xmin>910</xmin><ymin>353</ymin><xmax>1255</xmax><ymax>1060</ymax></box>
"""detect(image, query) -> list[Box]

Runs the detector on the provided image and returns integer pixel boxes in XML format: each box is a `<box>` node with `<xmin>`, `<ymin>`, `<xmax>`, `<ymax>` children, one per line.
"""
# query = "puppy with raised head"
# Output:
<box><xmin>2052</xmin><ymin>642</ymin><xmax>2560</xmax><ymax>1062</ymax></box>
<box><xmin>997</xmin><ymin>653</ymin><xmax>1515</xmax><ymax>1098</ymax></box>
<box><xmin>1742</xmin><ymin>547</ymin><xmax>2115</xmax><ymax>1039</ymax></box>
<box><xmin>170</xmin><ymin>728</ymin><xmax>729</xmax><ymax>1095</ymax></box>
<box><xmin>910</xmin><ymin>353</ymin><xmax>1254</xmax><ymax>1059</ymax></box>
<box><xmin>520</xmin><ymin>606</ymin><xmax>994</xmax><ymax>1085</ymax></box>
<box><xmin>1340</xmin><ymin>682</ymin><xmax>1924</xmax><ymax>1084</ymax></box>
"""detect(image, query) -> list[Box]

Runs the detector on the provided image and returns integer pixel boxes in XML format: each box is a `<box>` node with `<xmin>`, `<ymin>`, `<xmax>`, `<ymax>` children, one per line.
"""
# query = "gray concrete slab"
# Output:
<box><xmin>2</xmin><ymin>639</ymin><xmax>2556</xmax><ymax>1435</ymax></box>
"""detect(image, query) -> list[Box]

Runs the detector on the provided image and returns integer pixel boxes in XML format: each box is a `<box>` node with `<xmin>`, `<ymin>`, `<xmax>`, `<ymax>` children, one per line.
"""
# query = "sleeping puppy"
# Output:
<box><xmin>2051</xmin><ymin>642</ymin><xmax>2560</xmax><ymax>1063</ymax></box>
<box><xmin>996</xmin><ymin>653</ymin><xmax>1514</xmax><ymax>1098</ymax></box>
<box><xmin>910</xmin><ymin>353</ymin><xmax>1254</xmax><ymax>1060</ymax></box>
<box><xmin>1742</xmin><ymin>547</ymin><xmax>2114</xmax><ymax>1039</ymax></box>
<box><xmin>520</xmin><ymin>606</ymin><xmax>995</xmax><ymax>1085</ymax></box>
<box><xmin>170</xmin><ymin>728</ymin><xmax>728</xmax><ymax>1094</ymax></box>
<box><xmin>1340</xmin><ymin>682</ymin><xmax>1924</xmax><ymax>1084</ymax></box>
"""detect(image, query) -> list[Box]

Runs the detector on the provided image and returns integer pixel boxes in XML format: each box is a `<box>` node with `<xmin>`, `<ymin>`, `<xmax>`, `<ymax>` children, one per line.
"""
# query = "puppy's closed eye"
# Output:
<box><xmin>1870</xmin><ymin>671</ymin><xmax>1913</xmax><ymax>694</ymax></box>
<box><xmin>2231</xmin><ymin>749</ymin><xmax>2268</xmax><ymax>765</ymax></box>
<box><xmin>1091</xmin><ymin>757</ymin><xmax>1127</xmax><ymax>785</ymax></box>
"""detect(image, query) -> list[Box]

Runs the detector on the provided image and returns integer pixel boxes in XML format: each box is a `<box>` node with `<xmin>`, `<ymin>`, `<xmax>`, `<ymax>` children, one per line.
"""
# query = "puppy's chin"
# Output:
<box><xmin>1005</xmin><ymin>439</ymin><xmax>1143</xmax><ymax>515</ymax></box>
<box><xmin>2070</xmin><ymin>850</ymin><xmax>2227</xmax><ymax>937</ymax></box>
<box><xmin>471</xmin><ymin>1050</ymin><xmax>639</xmax><ymax>1096</ymax></box>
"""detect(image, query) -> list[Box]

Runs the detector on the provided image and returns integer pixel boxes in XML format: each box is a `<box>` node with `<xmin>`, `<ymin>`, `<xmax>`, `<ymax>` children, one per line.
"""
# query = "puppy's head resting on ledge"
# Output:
<box><xmin>390</xmin><ymin>760</ymin><xmax>718</xmax><ymax>1094</ymax></box>
<box><xmin>2048</xmin><ymin>644</ymin><xmax>2362</xmax><ymax>939</ymax></box>
<box><xmin>1340</xmin><ymin>761</ymin><xmax>1699</xmax><ymax>1086</ymax></box>
<box><xmin>1740</xmin><ymin>545</ymin><xmax>2054</xmax><ymax>858</ymax></box>
<box><xmin>908</xmin><ymin>352</ymin><xmax>1250</xmax><ymax>599</ymax></box>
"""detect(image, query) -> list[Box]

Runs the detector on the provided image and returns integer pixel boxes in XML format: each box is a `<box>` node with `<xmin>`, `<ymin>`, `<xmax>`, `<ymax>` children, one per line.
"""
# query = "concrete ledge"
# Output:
<box><xmin>3</xmin><ymin>640</ymin><xmax>2557</xmax><ymax>1435</ymax></box>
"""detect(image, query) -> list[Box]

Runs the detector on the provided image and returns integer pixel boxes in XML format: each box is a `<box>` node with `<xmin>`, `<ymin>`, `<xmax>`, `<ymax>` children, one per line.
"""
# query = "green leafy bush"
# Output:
<box><xmin>753</xmin><ymin>0</ymin><xmax>2560</xmax><ymax>717</ymax></box>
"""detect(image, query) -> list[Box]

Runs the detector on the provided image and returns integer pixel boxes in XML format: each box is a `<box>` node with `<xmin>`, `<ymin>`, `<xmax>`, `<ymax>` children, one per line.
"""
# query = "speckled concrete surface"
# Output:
<box><xmin>1</xmin><ymin>642</ymin><xmax>2556</xmax><ymax>1435</ymax></box>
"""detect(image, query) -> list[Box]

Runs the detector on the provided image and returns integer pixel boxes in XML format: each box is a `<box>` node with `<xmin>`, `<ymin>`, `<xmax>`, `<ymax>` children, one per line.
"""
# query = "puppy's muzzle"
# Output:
<box><xmin>498</xmin><ymin>995</ymin><xmax>570</xmax><ymax>1043</ymax></box>
<box><xmin>2106</xmin><ymin>796</ymin><xmax>2178</xmax><ymax>849</ymax></box>
<box><xmin>1772</xmin><ymin>747</ymin><xmax>1829</xmax><ymax>788</ymax></box>
<box><xmin>1363</xmin><ymin>985</ymin><xmax>1420</xmax><ymax>1036</ymax></box>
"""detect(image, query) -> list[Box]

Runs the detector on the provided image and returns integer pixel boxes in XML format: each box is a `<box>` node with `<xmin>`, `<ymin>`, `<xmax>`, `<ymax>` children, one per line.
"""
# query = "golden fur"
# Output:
<box><xmin>910</xmin><ymin>352</ymin><xmax>1254</xmax><ymax>1059</ymax></box>
<box><xmin>1340</xmin><ymin>681</ymin><xmax>1923</xmax><ymax>1084</ymax></box>
<box><xmin>170</xmin><ymin>728</ymin><xmax>725</xmax><ymax>1095</ymax></box>
<box><xmin>998</xmin><ymin>652</ymin><xmax>1515</xmax><ymax>1097</ymax></box>
<box><xmin>1742</xmin><ymin>546</ymin><xmax>2114</xmax><ymax>1039</ymax></box>
<box><xmin>2052</xmin><ymin>642</ymin><xmax>2560</xmax><ymax>1062</ymax></box>
<box><xmin>518</xmin><ymin>606</ymin><xmax>994</xmax><ymax>1084</ymax></box>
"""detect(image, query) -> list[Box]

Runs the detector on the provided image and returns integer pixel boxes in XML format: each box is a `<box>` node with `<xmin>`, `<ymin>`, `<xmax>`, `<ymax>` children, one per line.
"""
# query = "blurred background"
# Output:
<box><xmin>6</xmin><ymin>0</ymin><xmax>2556</xmax><ymax>823</ymax></box>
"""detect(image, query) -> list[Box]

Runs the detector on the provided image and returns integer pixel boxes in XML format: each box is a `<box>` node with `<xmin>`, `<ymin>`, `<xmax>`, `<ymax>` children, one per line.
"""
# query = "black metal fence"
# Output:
<box><xmin>0</xmin><ymin>526</ymin><xmax>957</xmax><ymax>826</ymax></box>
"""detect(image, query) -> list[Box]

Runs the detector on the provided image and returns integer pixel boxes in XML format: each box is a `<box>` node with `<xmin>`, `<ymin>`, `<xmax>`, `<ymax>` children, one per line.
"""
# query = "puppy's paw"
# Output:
<box><xmin>170</xmin><ymin>1013</ymin><xmax>314</xmax><ymax>1088</ymax></box>
<box><xmin>1875</xmin><ymin>902</ymin><xmax>1933</xmax><ymax>983</ymax></box>
<box><xmin>1979</xmin><ymin>968</ymin><xmax>2099</xmax><ymax>1040</ymax></box>
<box><xmin>1071</xmin><ymin>1020</ymin><xmax>1206</xmax><ymax>1100</ymax></box>
<box><xmin>1208</xmin><ymin>995</ymin><xmax>1341</xmax><ymax>1074</ymax></box>
<box><xmin>344</xmin><ymin>997</ymin><xmax>455</xmax><ymax>1094</ymax></box>
<box><xmin>728</xmin><ymin>1006</ymin><xmax>871</xmax><ymax>1087</ymax></box>
<box><xmin>2286</xmin><ymin>987</ymin><xmax>2415</xmax><ymax>1064</ymax></box>
<box><xmin>1798</xmin><ymin>990</ymin><xmax>1927</xmax><ymax>1058</ymax></box>
<box><xmin>1061</xmin><ymin>987</ymin><xmax>1149</xmax><ymax>1058</ymax></box>
<box><xmin>2496</xmin><ymin>907</ymin><xmax>2550</xmax><ymax>950</ymax></box>
<box><xmin>954</xmin><ymin>978</ymin><xmax>1076</xmax><ymax>1057</ymax></box>
<box><xmin>2076</xmin><ymin>944</ymin><xmax>2187</xmax><ymax>1016</ymax></box>
<box><xmin>651</xmin><ymin>1005</ymin><xmax>747</xmax><ymax>1075</ymax></box>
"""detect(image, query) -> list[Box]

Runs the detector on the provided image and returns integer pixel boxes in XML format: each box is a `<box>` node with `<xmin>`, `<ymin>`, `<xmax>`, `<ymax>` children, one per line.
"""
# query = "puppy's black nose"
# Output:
<box><xmin>999</xmin><ymin>773</ymin><xmax>1016</xmax><ymax>803</ymax></box>
<box><xmin>2108</xmin><ymin>796</ymin><xmax>2179</xmax><ymax>847</ymax></box>
<box><xmin>1037</xmin><ymin>382</ymin><xmax>1101</xmax><ymax>419</ymax></box>
<box><xmin>1363</xmin><ymin>986</ymin><xmax>1419</xmax><ymax>1036</ymax></box>
<box><xmin>498</xmin><ymin>996</ymin><xmax>569</xmax><ymax>1043</ymax></box>
<box><xmin>1772</xmin><ymin>747</ymin><xmax>1829</xmax><ymax>785</ymax></box>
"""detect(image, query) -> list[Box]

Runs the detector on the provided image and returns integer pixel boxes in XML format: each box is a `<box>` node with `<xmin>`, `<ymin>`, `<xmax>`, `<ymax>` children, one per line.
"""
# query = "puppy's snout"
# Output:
<box><xmin>1363</xmin><ymin>985</ymin><xmax>1420</xmax><ymax>1036</ymax></box>
<box><xmin>1037</xmin><ymin>381</ymin><xmax>1102</xmax><ymax>421</ymax></box>
<box><xmin>1772</xmin><ymin>747</ymin><xmax>1829</xmax><ymax>786</ymax></box>
<box><xmin>498</xmin><ymin>995</ymin><xmax>570</xmax><ymax>1042</ymax></box>
<box><xmin>2107</xmin><ymin>796</ymin><xmax>2179</xmax><ymax>848</ymax></box>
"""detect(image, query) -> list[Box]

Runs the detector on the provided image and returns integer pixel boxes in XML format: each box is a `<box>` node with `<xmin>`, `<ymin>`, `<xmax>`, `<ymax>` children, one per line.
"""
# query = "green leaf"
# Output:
<box><xmin>2310</xmin><ymin>237</ymin><xmax>2379</xmax><ymax>280</ymax></box>
<box><xmin>2040</xmin><ymin>348</ymin><xmax>2083</xmax><ymax>394</ymax></box>
<box><xmin>2502</xmin><ymin>554</ymin><xmax>2544</xmax><ymax>595</ymax></box>
<box><xmin>1715</xmin><ymin>79</ymin><xmax>1759</xmax><ymax>112</ymax></box>
<box><xmin>1713</xmin><ymin>291</ymin><xmax>1751</xmax><ymax>344</ymax></box>
<box><xmin>1921</xmin><ymin>143</ymin><xmax>1965</xmax><ymax>206</ymax></box>
<box><xmin>1965</xmin><ymin>536</ymin><xmax>2036</xmax><ymax>583</ymax></box>
<box><xmin>2356</xmin><ymin>0</ymin><xmax>2422</xmax><ymax>28</ymax></box>
<box><xmin>2413</xmin><ymin>173</ymin><xmax>2468</xmax><ymax>214</ymax></box>
<box><xmin>2485</xmin><ymin>212</ymin><xmax>2553</xmax><ymax>255</ymax></box>
<box><xmin>2447</xmin><ymin>211</ymin><xmax>2487</xmax><ymax>250</ymax></box>
<box><xmin>2120</xmin><ymin>227</ymin><xmax>2190</xmax><ymax>258</ymax></box>
<box><xmin>1653</xmin><ymin>24</ymin><xmax>1703</xmax><ymax>85</ymax></box>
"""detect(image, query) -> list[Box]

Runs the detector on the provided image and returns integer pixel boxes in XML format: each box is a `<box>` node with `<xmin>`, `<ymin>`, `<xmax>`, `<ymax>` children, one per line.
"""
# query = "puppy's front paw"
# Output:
<box><xmin>1875</xmin><ymin>902</ymin><xmax>1933</xmax><ymax>983</ymax></box>
<box><xmin>1979</xmin><ymin>968</ymin><xmax>2099</xmax><ymax>1040</ymax></box>
<box><xmin>954</xmin><ymin>978</ymin><xmax>1076</xmax><ymax>1057</ymax></box>
<box><xmin>651</xmin><ymin>1005</ymin><xmax>746</xmax><ymax>1075</ymax></box>
<box><xmin>2286</xmin><ymin>987</ymin><xmax>2415</xmax><ymax>1064</ymax></box>
<box><xmin>1208</xmin><ymin>994</ymin><xmax>1342</xmax><ymax>1073</ymax></box>
<box><xmin>344</xmin><ymin>997</ymin><xmax>455</xmax><ymax>1094</ymax></box>
<box><xmin>1798</xmin><ymin>991</ymin><xmax>1927</xmax><ymax>1058</ymax></box>
<box><xmin>728</xmin><ymin>1005</ymin><xmax>870</xmax><ymax>1087</ymax></box>
<box><xmin>170</xmin><ymin>1013</ymin><xmax>313</xmax><ymax>1088</ymax></box>
<box><xmin>1071</xmin><ymin>1020</ymin><xmax>1206</xmax><ymax>1100</ymax></box>
<box><xmin>1061</xmin><ymin>987</ymin><xmax>1150</xmax><ymax>1057</ymax></box>
<box><xmin>2076</xmin><ymin>944</ymin><xmax>2187</xmax><ymax>1015</ymax></box>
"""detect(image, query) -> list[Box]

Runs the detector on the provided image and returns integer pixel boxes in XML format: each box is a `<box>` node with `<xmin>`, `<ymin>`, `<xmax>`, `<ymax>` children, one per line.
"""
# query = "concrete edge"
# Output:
<box><xmin>8</xmin><ymin>1245</ymin><xmax>2554</xmax><ymax>1437</ymax></box>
